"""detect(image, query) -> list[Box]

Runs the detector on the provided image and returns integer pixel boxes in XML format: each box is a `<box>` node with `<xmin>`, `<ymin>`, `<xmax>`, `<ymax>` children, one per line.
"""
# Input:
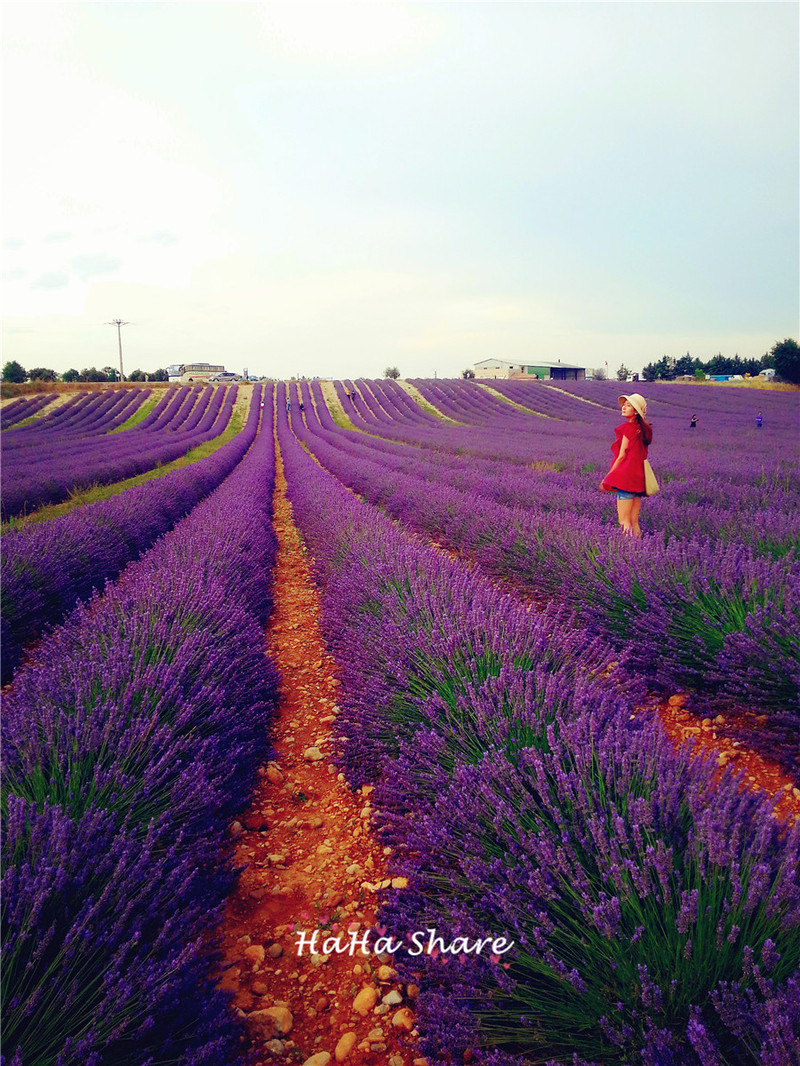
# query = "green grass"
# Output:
<box><xmin>394</xmin><ymin>382</ymin><xmax>457</xmax><ymax>422</ymax></box>
<box><xmin>1</xmin><ymin>407</ymin><xmax>247</xmax><ymax>534</ymax></box>
<box><xmin>329</xmin><ymin>405</ymin><xmax>357</xmax><ymax>431</ymax></box>
<box><xmin>108</xmin><ymin>393</ymin><xmax>162</xmax><ymax>433</ymax></box>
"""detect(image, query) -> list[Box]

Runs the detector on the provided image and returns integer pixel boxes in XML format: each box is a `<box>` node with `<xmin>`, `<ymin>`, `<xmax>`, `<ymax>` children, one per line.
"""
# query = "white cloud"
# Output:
<box><xmin>30</xmin><ymin>272</ymin><xmax>70</xmax><ymax>291</ymax></box>
<box><xmin>253</xmin><ymin>2</ymin><xmax>445</xmax><ymax>68</ymax></box>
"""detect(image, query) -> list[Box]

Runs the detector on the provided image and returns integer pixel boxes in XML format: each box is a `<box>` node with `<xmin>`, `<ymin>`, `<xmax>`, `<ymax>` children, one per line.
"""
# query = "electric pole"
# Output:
<box><xmin>106</xmin><ymin>319</ymin><xmax>130</xmax><ymax>382</ymax></box>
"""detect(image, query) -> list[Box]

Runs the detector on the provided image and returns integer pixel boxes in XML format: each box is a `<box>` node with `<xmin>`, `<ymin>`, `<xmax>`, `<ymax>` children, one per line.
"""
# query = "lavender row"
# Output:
<box><xmin>0</xmin><ymin>393</ymin><xmax>59</xmax><ymax>430</ymax></box>
<box><xmin>337</xmin><ymin>378</ymin><xmax>447</xmax><ymax>431</ymax></box>
<box><xmin>327</xmin><ymin>378</ymin><xmax>799</xmax><ymax>490</ymax></box>
<box><xmin>369</xmin><ymin>379</ymin><xmax>449</xmax><ymax>426</ymax></box>
<box><xmin>1</xmin><ymin>386</ymin><xmax>267</xmax><ymax>684</ymax></box>
<box><xmin>5</xmin><ymin>385</ymin><xmax>182</xmax><ymax>458</ymax></box>
<box><xmin>294</xmin><ymin>384</ymin><xmax>800</xmax><ymax>564</ymax></box>
<box><xmin>2</xmin><ymin>389</ymin><xmax>118</xmax><ymax>441</ymax></box>
<box><xmin>344</xmin><ymin>379</ymin><xmax>442</xmax><ymax>428</ymax></box>
<box><xmin>276</xmin><ymin>394</ymin><xmax>800</xmax><ymax>1066</ymax></box>
<box><xmin>12</xmin><ymin>386</ymin><xmax>212</xmax><ymax>471</ymax></box>
<box><xmin>1</xmin><ymin>387</ymin><xmax>237</xmax><ymax>519</ymax></box>
<box><xmin>556</xmin><ymin>377</ymin><xmax>800</xmax><ymax>417</ymax></box>
<box><xmin>293</xmin><ymin>393</ymin><xmax>800</xmax><ymax>556</ymax></box>
<box><xmin>2</xmin><ymin>404</ymin><xmax>280</xmax><ymax>1066</ymax></box>
<box><xmin>289</xmin><ymin>399</ymin><xmax>800</xmax><ymax>753</ymax></box>
<box><xmin>327</xmin><ymin>380</ymin><xmax>800</xmax><ymax>547</ymax></box>
<box><xmin>410</xmin><ymin>377</ymin><xmax>545</xmax><ymax>426</ymax></box>
<box><xmin>2</xmin><ymin>387</ymin><xmax>148</xmax><ymax>451</ymax></box>
<box><xmin>487</xmin><ymin>379</ymin><xmax>609</xmax><ymax>419</ymax></box>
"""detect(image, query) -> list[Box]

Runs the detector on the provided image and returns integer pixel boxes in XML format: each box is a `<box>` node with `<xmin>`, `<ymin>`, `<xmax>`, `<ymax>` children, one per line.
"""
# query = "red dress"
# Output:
<box><xmin>602</xmin><ymin>422</ymin><xmax>647</xmax><ymax>493</ymax></box>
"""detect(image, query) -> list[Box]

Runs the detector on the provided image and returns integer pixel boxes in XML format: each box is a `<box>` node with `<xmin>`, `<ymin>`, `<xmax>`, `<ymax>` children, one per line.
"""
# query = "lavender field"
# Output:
<box><xmin>2</xmin><ymin>380</ymin><xmax>799</xmax><ymax>1066</ymax></box>
<box><xmin>1</xmin><ymin>383</ymin><xmax>239</xmax><ymax>520</ymax></box>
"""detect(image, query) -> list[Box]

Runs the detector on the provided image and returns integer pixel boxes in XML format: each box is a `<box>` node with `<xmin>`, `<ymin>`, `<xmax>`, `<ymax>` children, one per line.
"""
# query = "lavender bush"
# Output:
<box><xmin>385</xmin><ymin>730</ymin><xmax>800</xmax><ymax>1066</ymax></box>
<box><xmin>3</xmin><ymin>800</ymin><xmax>238</xmax><ymax>1066</ymax></box>
<box><xmin>2</xmin><ymin>403</ymin><xmax>280</xmax><ymax>1065</ymax></box>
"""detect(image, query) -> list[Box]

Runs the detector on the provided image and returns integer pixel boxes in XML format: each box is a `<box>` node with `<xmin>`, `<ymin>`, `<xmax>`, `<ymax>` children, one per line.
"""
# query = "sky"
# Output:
<box><xmin>2</xmin><ymin>1</ymin><xmax>798</xmax><ymax>381</ymax></box>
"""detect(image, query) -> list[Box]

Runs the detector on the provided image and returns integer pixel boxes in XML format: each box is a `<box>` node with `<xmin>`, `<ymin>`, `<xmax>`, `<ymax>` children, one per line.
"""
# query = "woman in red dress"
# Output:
<box><xmin>600</xmin><ymin>393</ymin><xmax>653</xmax><ymax>538</ymax></box>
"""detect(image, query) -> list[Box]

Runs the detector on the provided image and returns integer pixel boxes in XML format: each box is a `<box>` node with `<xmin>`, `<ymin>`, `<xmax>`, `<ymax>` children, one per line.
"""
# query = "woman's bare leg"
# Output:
<box><xmin>630</xmin><ymin>497</ymin><xmax>643</xmax><ymax>538</ymax></box>
<box><xmin>616</xmin><ymin>497</ymin><xmax>634</xmax><ymax>534</ymax></box>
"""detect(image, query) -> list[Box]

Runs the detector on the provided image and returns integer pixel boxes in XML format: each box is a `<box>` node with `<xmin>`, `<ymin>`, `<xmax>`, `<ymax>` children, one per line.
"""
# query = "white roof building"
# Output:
<box><xmin>474</xmin><ymin>358</ymin><xmax>586</xmax><ymax>381</ymax></box>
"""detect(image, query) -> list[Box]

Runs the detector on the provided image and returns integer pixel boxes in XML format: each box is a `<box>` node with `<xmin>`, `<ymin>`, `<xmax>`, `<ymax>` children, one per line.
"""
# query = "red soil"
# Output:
<box><xmin>656</xmin><ymin>696</ymin><xmax>800</xmax><ymax>823</ymax></box>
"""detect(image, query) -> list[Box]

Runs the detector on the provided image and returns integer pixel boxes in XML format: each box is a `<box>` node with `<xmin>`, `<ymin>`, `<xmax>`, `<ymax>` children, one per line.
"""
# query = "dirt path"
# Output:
<box><xmin>655</xmin><ymin>696</ymin><xmax>800</xmax><ymax>822</ymax></box>
<box><xmin>215</xmin><ymin>445</ymin><xmax>424</xmax><ymax>1066</ymax></box>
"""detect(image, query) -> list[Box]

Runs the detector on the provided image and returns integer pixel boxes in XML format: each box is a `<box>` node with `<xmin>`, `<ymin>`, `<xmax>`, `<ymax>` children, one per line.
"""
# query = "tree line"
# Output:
<box><xmin>1</xmin><ymin>362</ymin><xmax>169</xmax><ymax>384</ymax></box>
<box><xmin>639</xmin><ymin>339</ymin><xmax>799</xmax><ymax>384</ymax></box>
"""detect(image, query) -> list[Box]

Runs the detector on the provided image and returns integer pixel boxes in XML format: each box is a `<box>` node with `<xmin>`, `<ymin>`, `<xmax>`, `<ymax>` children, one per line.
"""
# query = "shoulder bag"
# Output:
<box><xmin>644</xmin><ymin>459</ymin><xmax>659</xmax><ymax>497</ymax></box>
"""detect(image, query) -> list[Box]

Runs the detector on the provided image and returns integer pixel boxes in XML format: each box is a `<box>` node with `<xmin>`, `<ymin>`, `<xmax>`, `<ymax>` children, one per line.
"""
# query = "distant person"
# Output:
<box><xmin>299</xmin><ymin>401</ymin><xmax>305</xmax><ymax>412</ymax></box>
<box><xmin>756</xmin><ymin>411</ymin><xmax>763</xmax><ymax>428</ymax></box>
<box><xmin>600</xmin><ymin>393</ymin><xmax>653</xmax><ymax>538</ymax></box>
<box><xmin>286</xmin><ymin>397</ymin><xmax>291</xmax><ymax>412</ymax></box>
<box><xmin>690</xmin><ymin>414</ymin><xmax>697</xmax><ymax>430</ymax></box>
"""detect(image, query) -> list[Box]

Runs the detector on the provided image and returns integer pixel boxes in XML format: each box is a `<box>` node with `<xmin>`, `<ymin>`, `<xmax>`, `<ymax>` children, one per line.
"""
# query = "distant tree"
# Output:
<box><xmin>705</xmin><ymin>352</ymin><xmax>731</xmax><ymax>376</ymax></box>
<box><xmin>150</xmin><ymin>369</ymin><xmax>169</xmax><ymax>382</ymax></box>
<box><xmin>592</xmin><ymin>367</ymin><xmax>607</xmax><ymax>381</ymax></box>
<box><xmin>28</xmin><ymin>367</ymin><xmax>57</xmax><ymax>382</ymax></box>
<box><xmin>461</xmin><ymin>368</ymin><xmax>476</xmax><ymax>379</ymax></box>
<box><xmin>673</xmin><ymin>353</ymin><xmax>695</xmax><ymax>377</ymax></box>
<box><xmin>642</xmin><ymin>355</ymin><xmax>677</xmax><ymax>381</ymax></box>
<box><xmin>61</xmin><ymin>368</ymin><xmax>80</xmax><ymax>382</ymax></box>
<box><xmin>657</xmin><ymin>355</ymin><xmax>677</xmax><ymax>380</ymax></box>
<box><xmin>79</xmin><ymin>367</ymin><xmax>109</xmax><ymax>382</ymax></box>
<box><xmin>2</xmin><ymin>360</ymin><xmax>26</xmax><ymax>383</ymax></box>
<box><xmin>384</xmin><ymin>366</ymin><xmax>401</xmax><ymax>379</ymax></box>
<box><xmin>127</xmin><ymin>369</ymin><xmax>147</xmax><ymax>382</ymax></box>
<box><xmin>102</xmin><ymin>366</ymin><xmax>119</xmax><ymax>382</ymax></box>
<box><xmin>616</xmin><ymin>365</ymin><xmax>630</xmax><ymax>381</ymax></box>
<box><xmin>771</xmin><ymin>338</ymin><xmax>800</xmax><ymax>384</ymax></box>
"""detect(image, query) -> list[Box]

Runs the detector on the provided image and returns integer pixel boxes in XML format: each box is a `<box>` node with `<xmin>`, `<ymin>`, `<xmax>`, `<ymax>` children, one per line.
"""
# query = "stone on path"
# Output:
<box><xmin>302</xmin><ymin>1054</ymin><xmax>331</xmax><ymax>1066</ymax></box>
<box><xmin>391</xmin><ymin>1007</ymin><xmax>415</xmax><ymax>1031</ymax></box>
<box><xmin>246</xmin><ymin>1005</ymin><xmax>293</xmax><ymax>1039</ymax></box>
<box><xmin>352</xmin><ymin>985</ymin><xmax>378</xmax><ymax>1014</ymax></box>
<box><xmin>334</xmin><ymin>1032</ymin><xmax>357</xmax><ymax>1062</ymax></box>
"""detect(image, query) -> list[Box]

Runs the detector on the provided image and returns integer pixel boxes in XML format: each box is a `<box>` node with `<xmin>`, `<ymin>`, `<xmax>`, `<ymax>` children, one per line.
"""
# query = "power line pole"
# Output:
<box><xmin>106</xmin><ymin>319</ymin><xmax>130</xmax><ymax>382</ymax></box>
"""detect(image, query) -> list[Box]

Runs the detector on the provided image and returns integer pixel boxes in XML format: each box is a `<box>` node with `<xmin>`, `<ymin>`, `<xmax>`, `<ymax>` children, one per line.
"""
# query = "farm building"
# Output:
<box><xmin>474</xmin><ymin>358</ymin><xmax>586</xmax><ymax>381</ymax></box>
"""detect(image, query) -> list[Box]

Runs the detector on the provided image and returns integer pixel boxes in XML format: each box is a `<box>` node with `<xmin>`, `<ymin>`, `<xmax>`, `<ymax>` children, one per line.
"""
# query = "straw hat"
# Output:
<box><xmin>618</xmin><ymin>393</ymin><xmax>647</xmax><ymax>419</ymax></box>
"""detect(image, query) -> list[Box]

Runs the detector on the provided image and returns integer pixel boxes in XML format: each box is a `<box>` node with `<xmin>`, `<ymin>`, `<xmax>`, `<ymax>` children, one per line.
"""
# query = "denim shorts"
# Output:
<box><xmin>616</xmin><ymin>489</ymin><xmax>645</xmax><ymax>500</ymax></box>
